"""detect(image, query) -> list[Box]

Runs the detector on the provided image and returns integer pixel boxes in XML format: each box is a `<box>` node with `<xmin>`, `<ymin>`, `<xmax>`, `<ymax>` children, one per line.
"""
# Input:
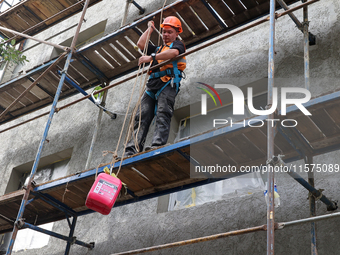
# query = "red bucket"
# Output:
<box><xmin>85</xmin><ymin>173</ymin><xmax>122</xmax><ymax>215</ymax></box>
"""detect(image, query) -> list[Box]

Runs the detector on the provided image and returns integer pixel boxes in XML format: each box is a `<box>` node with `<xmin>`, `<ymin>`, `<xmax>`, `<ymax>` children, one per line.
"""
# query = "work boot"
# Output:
<box><xmin>144</xmin><ymin>145</ymin><xmax>159</xmax><ymax>151</ymax></box>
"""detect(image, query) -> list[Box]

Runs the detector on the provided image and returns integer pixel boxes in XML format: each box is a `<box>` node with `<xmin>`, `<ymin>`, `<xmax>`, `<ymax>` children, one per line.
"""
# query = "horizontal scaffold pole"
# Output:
<box><xmin>0</xmin><ymin>0</ymin><xmax>320</xmax><ymax>133</ymax></box>
<box><xmin>112</xmin><ymin>225</ymin><xmax>267</xmax><ymax>255</ymax></box>
<box><xmin>0</xmin><ymin>26</ymin><xmax>69</xmax><ymax>51</ymax></box>
<box><xmin>21</xmin><ymin>222</ymin><xmax>94</xmax><ymax>249</ymax></box>
<box><xmin>5</xmin><ymin>0</ymin><xmax>87</xmax><ymax>45</ymax></box>
<box><xmin>0</xmin><ymin>52</ymin><xmax>67</xmax><ymax>121</ymax></box>
<box><xmin>111</xmin><ymin>211</ymin><xmax>340</xmax><ymax>255</ymax></box>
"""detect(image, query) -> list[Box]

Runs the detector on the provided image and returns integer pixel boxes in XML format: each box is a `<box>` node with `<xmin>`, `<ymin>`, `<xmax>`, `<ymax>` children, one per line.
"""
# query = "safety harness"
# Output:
<box><xmin>146</xmin><ymin>42</ymin><xmax>184</xmax><ymax>114</ymax></box>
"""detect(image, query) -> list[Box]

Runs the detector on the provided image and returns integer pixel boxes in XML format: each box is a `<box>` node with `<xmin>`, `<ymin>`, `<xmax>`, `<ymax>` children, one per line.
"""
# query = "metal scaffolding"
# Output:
<box><xmin>0</xmin><ymin>0</ymin><xmax>338</xmax><ymax>254</ymax></box>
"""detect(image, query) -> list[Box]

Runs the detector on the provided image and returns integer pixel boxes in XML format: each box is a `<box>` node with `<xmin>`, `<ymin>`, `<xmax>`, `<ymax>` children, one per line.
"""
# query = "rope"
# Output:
<box><xmin>121</xmin><ymin>0</ymin><xmax>131</xmax><ymax>27</ymax></box>
<box><xmin>98</xmin><ymin>0</ymin><xmax>168</xmax><ymax>178</ymax></box>
<box><xmin>158</xmin><ymin>0</ymin><xmax>167</xmax><ymax>46</ymax></box>
<box><xmin>115</xmin><ymin>27</ymin><xmax>153</xmax><ymax>177</ymax></box>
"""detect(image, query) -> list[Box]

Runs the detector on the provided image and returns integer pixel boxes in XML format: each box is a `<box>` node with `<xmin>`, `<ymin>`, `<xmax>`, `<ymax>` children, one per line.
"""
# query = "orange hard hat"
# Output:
<box><xmin>160</xmin><ymin>16</ymin><xmax>183</xmax><ymax>33</ymax></box>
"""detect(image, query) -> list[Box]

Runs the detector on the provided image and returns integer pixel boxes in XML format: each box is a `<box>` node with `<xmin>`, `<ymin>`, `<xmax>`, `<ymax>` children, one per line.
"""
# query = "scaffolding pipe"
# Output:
<box><xmin>267</xmin><ymin>0</ymin><xmax>276</xmax><ymax>254</ymax></box>
<box><xmin>111</xmin><ymin>210</ymin><xmax>340</xmax><ymax>255</ymax></box>
<box><xmin>305</xmin><ymin>156</ymin><xmax>317</xmax><ymax>255</ymax></box>
<box><xmin>5</xmin><ymin>52</ymin><xmax>73</xmax><ymax>255</ymax></box>
<box><xmin>112</xmin><ymin>225</ymin><xmax>267</xmax><ymax>255</ymax></box>
<box><xmin>131</xmin><ymin>0</ymin><xmax>145</xmax><ymax>15</ymax></box>
<box><xmin>0</xmin><ymin>26</ymin><xmax>68</xmax><ymax>51</ymax></box>
<box><xmin>303</xmin><ymin>2</ymin><xmax>310</xmax><ymax>91</ymax></box>
<box><xmin>20</xmin><ymin>222</ymin><xmax>94</xmax><ymax>250</ymax></box>
<box><xmin>276</xmin><ymin>0</ymin><xmax>303</xmax><ymax>29</ymax></box>
<box><xmin>0</xmin><ymin>52</ymin><xmax>67</xmax><ymax>121</ymax></box>
<box><xmin>279</xmin><ymin>212</ymin><xmax>340</xmax><ymax>228</ymax></box>
<box><xmin>286</xmin><ymin>170</ymin><xmax>338</xmax><ymax>211</ymax></box>
<box><xmin>70</xmin><ymin>0</ymin><xmax>91</xmax><ymax>53</ymax></box>
<box><xmin>0</xmin><ymin>0</ymin><xmax>320</xmax><ymax>133</ymax></box>
<box><xmin>5</xmin><ymin>0</ymin><xmax>87</xmax><ymax>44</ymax></box>
<box><xmin>85</xmin><ymin>90</ymin><xmax>108</xmax><ymax>169</ymax></box>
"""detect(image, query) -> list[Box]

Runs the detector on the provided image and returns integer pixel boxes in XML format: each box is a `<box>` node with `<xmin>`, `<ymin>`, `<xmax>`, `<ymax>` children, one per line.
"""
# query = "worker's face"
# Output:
<box><xmin>162</xmin><ymin>26</ymin><xmax>179</xmax><ymax>44</ymax></box>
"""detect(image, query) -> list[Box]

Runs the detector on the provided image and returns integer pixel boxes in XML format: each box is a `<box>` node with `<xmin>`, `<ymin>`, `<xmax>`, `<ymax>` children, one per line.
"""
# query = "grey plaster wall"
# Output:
<box><xmin>0</xmin><ymin>0</ymin><xmax>340</xmax><ymax>254</ymax></box>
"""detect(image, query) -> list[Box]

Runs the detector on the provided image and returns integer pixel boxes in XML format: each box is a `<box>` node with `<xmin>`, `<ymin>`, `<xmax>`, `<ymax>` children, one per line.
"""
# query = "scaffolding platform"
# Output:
<box><xmin>0</xmin><ymin>0</ymin><xmax>103</xmax><ymax>43</ymax></box>
<box><xmin>1</xmin><ymin>88</ymin><xmax>340</xmax><ymax>235</ymax></box>
<box><xmin>0</xmin><ymin>0</ymin><xmax>300</xmax><ymax>125</ymax></box>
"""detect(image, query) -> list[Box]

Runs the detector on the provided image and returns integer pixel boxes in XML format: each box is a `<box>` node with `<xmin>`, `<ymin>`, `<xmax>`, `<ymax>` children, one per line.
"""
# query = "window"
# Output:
<box><xmin>50</xmin><ymin>20</ymin><xmax>107</xmax><ymax>59</ymax></box>
<box><xmin>163</xmin><ymin>81</ymin><xmax>268</xmax><ymax>212</ymax></box>
<box><xmin>168</xmin><ymin>172</ymin><xmax>265</xmax><ymax>211</ymax></box>
<box><xmin>2</xmin><ymin>149</ymin><xmax>72</xmax><ymax>253</ymax></box>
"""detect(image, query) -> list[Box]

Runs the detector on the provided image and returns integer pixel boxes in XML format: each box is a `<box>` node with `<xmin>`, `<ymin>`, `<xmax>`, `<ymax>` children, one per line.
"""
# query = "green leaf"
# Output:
<box><xmin>11</xmin><ymin>39</ymin><xmax>16</xmax><ymax>45</ymax></box>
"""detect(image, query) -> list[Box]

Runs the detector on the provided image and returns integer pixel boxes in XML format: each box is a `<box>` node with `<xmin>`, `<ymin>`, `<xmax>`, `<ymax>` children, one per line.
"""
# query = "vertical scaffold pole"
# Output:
<box><xmin>303</xmin><ymin>2</ymin><xmax>310</xmax><ymax>91</ymax></box>
<box><xmin>65</xmin><ymin>216</ymin><xmax>78</xmax><ymax>255</ymax></box>
<box><xmin>306</xmin><ymin>156</ymin><xmax>317</xmax><ymax>255</ymax></box>
<box><xmin>303</xmin><ymin>2</ymin><xmax>316</xmax><ymax>253</ymax></box>
<box><xmin>267</xmin><ymin>0</ymin><xmax>276</xmax><ymax>254</ymax></box>
<box><xmin>5</xmin><ymin>51</ymin><xmax>73</xmax><ymax>255</ymax></box>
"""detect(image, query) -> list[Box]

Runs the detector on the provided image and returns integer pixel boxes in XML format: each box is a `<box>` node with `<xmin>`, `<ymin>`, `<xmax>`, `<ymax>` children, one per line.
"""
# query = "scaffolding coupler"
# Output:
<box><xmin>129</xmin><ymin>0</ymin><xmax>145</xmax><ymax>15</ymax></box>
<box><xmin>57</xmin><ymin>71</ymin><xmax>117</xmax><ymax>119</ymax></box>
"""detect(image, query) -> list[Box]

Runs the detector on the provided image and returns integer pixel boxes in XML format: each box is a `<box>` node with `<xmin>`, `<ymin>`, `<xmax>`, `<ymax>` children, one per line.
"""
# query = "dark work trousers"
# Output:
<box><xmin>125</xmin><ymin>84</ymin><xmax>177</xmax><ymax>156</ymax></box>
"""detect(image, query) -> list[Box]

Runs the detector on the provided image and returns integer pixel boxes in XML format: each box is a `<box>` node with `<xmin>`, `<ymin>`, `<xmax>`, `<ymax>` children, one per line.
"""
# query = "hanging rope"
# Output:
<box><xmin>99</xmin><ymin>0</ymin><xmax>168</xmax><ymax>178</ymax></box>
<box><xmin>158</xmin><ymin>0</ymin><xmax>167</xmax><ymax>46</ymax></box>
<box><xmin>94</xmin><ymin>24</ymin><xmax>153</xmax><ymax>179</ymax></box>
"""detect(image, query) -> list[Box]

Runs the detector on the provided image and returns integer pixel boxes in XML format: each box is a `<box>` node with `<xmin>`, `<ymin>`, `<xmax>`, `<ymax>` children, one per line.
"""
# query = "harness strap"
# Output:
<box><xmin>146</xmin><ymin>42</ymin><xmax>181</xmax><ymax>115</ymax></box>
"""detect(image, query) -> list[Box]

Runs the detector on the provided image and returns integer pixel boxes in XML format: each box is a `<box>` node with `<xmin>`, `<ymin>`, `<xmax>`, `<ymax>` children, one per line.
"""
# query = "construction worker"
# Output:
<box><xmin>124</xmin><ymin>16</ymin><xmax>186</xmax><ymax>157</ymax></box>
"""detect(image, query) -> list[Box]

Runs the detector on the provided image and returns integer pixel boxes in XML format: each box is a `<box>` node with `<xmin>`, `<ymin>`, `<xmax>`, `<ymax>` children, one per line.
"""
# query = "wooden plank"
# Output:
<box><xmin>118</xmin><ymin>167</ymin><xmax>154</xmax><ymax>191</ymax></box>
<box><xmin>30</xmin><ymin>73</ymin><xmax>57</xmax><ymax>95</ymax></box>
<box><xmin>125</xmin><ymin>29</ymin><xmax>143</xmax><ymax>47</ymax></box>
<box><xmin>189</xmin><ymin>0</ymin><xmax>222</xmax><ymax>30</ymax></box>
<box><xmin>100</xmin><ymin>42</ymin><xmax>130</xmax><ymax>66</ymax></box>
<box><xmin>31</xmin><ymin>1</ymin><xmax>61</xmax><ymax>20</ymax></box>
<box><xmin>15</xmin><ymin>10</ymin><xmax>38</xmax><ymax>27</ymax></box>
<box><xmin>17</xmin><ymin>5</ymin><xmax>43</xmax><ymax>23</ymax></box>
<box><xmin>25</xmin><ymin>2</ymin><xmax>49</xmax><ymax>20</ymax></box>
<box><xmin>205</xmin><ymin>0</ymin><xmax>236</xmax><ymax>27</ymax></box>
<box><xmin>240</xmin><ymin>0</ymin><xmax>258</xmax><ymax>9</ymax></box>
<box><xmin>9</xmin><ymin>97</ymin><xmax>53</xmax><ymax>117</ymax></box>
<box><xmin>309</xmin><ymin>109</ymin><xmax>340</xmax><ymax>137</ymax></box>
<box><xmin>110</xmin><ymin>38</ymin><xmax>139</xmax><ymax>62</ymax></box>
<box><xmin>224</xmin><ymin>0</ymin><xmax>247</xmax><ymax>15</ymax></box>
<box><xmin>58</xmin><ymin>0</ymin><xmax>76</xmax><ymax>8</ymax></box>
<box><xmin>70</xmin><ymin>58</ymin><xmax>98</xmax><ymax>81</ymax></box>
<box><xmin>0</xmin><ymin>92</ymin><xmax>25</xmax><ymax>110</ymax></box>
<box><xmin>5</xmin><ymin>87</ymin><xmax>34</xmax><ymax>106</ymax></box>
<box><xmin>212</xmin><ymin>137</ymin><xmax>248</xmax><ymax>165</ymax></box>
<box><xmin>135</xmin><ymin>177</ymin><xmax>204</xmax><ymax>197</ymax></box>
<box><xmin>228</xmin><ymin>134</ymin><xmax>265</xmax><ymax>160</ymax></box>
<box><xmin>46</xmin><ymin>0</ymin><xmax>66</xmax><ymax>12</ymax></box>
<box><xmin>82</xmin><ymin>50</ymin><xmax>114</xmax><ymax>74</ymax></box>
<box><xmin>293</xmin><ymin>115</ymin><xmax>324</xmax><ymax>142</ymax></box>
<box><xmin>175</xmin><ymin>3</ymin><xmax>208</xmax><ymax>36</ymax></box>
<box><xmin>104</xmin><ymin>59</ymin><xmax>139</xmax><ymax>80</ymax></box>
<box><xmin>166</xmin><ymin>150</ymin><xmax>191</xmax><ymax>176</ymax></box>
<box><xmin>6</xmin><ymin>14</ymin><xmax>31</xmax><ymax>32</ymax></box>
<box><xmin>242</xmin><ymin>129</ymin><xmax>267</xmax><ymax>155</ymax></box>
<box><xmin>129</xmin><ymin>162</ymin><xmax>168</xmax><ymax>186</ymax></box>
<box><xmin>11</xmin><ymin>83</ymin><xmax>41</xmax><ymax>103</ymax></box>
<box><xmin>47</xmin><ymin>189</ymin><xmax>81</xmax><ymax>208</ymax></box>
<box><xmin>324</xmin><ymin>105</ymin><xmax>340</xmax><ymax>126</ymax></box>
<box><xmin>191</xmin><ymin>140</ymin><xmax>236</xmax><ymax>166</ymax></box>
<box><xmin>66</xmin><ymin>63</ymin><xmax>90</xmax><ymax>85</ymax></box>
<box><xmin>114</xmin><ymin>33</ymin><xmax>142</xmax><ymax>59</ymax></box>
<box><xmin>96</xmin><ymin>47</ymin><xmax>120</xmax><ymax>69</ymax></box>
